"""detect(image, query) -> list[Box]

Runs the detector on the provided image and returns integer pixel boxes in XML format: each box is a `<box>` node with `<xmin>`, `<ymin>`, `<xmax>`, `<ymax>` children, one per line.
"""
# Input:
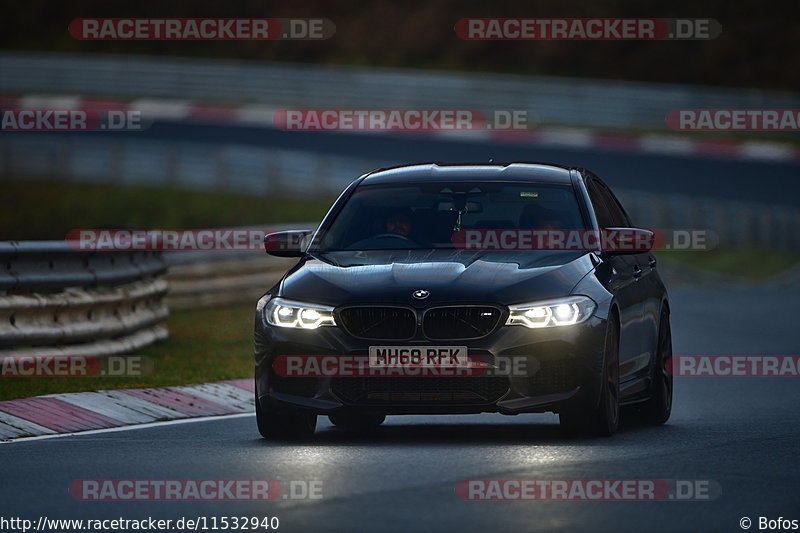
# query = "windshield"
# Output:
<box><xmin>312</xmin><ymin>181</ymin><xmax>586</xmax><ymax>251</ymax></box>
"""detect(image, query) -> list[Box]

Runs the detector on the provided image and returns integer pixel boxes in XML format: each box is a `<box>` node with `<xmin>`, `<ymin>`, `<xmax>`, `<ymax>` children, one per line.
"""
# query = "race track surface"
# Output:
<box><xmin>2</xmin><ymin>281</ymin><xmax>797</xmax><ymax>533</ymax></box>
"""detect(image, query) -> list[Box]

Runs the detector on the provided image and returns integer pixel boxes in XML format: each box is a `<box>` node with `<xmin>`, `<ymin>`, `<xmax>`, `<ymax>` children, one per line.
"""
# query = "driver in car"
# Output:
<box><xmin>348</xmin><ymin>209</ymin><xmax>419</xmax><ymax>249</ymax></box>
<box><xmin>386</xmin><ymin>211</ymin><xmax>413</xmax><ymax>237</ymax></box>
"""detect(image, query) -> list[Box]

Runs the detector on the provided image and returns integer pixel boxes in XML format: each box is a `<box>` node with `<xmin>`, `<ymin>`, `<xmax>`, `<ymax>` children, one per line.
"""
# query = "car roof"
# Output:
<box><xmin>360</xmin><ymin>162</ymin><xmax>576</xmax><ymax>185</ymax></box>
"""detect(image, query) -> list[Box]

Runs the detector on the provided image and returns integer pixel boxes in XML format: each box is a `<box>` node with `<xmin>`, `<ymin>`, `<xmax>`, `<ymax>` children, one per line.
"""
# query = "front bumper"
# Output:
<box><xmin>254</xmin><ymin>312</ymin><xmax>607</xmax><ymax>415</ymax></box>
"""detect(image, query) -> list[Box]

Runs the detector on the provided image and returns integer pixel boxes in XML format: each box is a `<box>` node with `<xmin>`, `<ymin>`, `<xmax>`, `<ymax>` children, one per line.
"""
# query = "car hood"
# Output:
<box><xmin>279</xmin><ymin>250</ymin><xmax>595</xmax><ymax>306</ymax></box>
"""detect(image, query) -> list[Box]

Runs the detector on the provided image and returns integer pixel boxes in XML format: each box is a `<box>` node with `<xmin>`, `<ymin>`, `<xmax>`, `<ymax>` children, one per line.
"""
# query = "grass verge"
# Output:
<box><xmin>0</xmin><ymin>303</ymin><xmax>255</xmax><ymax>401</ymax></box>
<box><xmin>655</xmin><ymin>249</ymin><xmax>800</xmax><ymax>279</ymax></box>
<box><xmin>0</xmin><ymin>179</ymin><xmax>331</xmax><ymax>240</ymax></box>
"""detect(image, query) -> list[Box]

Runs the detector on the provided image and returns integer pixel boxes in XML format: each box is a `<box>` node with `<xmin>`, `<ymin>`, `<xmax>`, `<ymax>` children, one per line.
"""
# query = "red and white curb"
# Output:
<box><xmin>0</xmin><ymin>379</ymin><xmax>254</xmax><ymax>441</ymax></box>
<box><xmin>2</xmin><ymin>94</ymin><xmax>799</xmax><ymax>163</ymax></box>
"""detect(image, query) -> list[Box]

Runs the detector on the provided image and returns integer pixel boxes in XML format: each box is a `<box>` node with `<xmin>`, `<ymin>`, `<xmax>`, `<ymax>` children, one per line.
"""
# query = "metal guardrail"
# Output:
<box><xmin>0</xmin><ymin>244</ymin><xmax>168</xmax><ymax>357</ymax></box>
<box><xmin>618</xmin><ymin>191</ymin><xmax>800</xmax><ymax>252</ymax></box>
<box><xmin>163</xmin><ymin>222</ymin><xmax>316</xmax><ymax>309</ymax></box>
<box><xmin>166</xmin><ymin>256</ymin><xmax>293</xmax><ymax>309</ymax></box>
<box><xmin>2</xmin><ymin>52</ymin><xmax>799</xmax><ymax>130</ymax></box>
<box><xmin>0</xmin><ymin>241</ymin><xmax>166</xmax><ymax>290</ymax></box>
<box><xmin>0</xmin><ymin>135</ymin><xmax>377</xmax><ymax>198</ymax></box>
<box><xmin>2</xmin><ymin>132</ymin><xmax>798</xmax><ymax>251</ymax></box>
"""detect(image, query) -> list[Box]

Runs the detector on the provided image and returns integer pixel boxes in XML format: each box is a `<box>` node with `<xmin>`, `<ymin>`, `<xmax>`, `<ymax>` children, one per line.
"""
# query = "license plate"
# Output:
<box><xmin>368</xmin><ymin>346</ymin><xmax>468</xmax><ymax>367</ymax></box>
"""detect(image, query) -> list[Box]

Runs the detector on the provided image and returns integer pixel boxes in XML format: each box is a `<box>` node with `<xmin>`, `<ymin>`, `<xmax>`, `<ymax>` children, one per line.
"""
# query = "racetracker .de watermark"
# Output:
<box><xmin>274</xmin><ymin>109</ymin><xmax>487</xmax><ymax>131</ymax></box>
<box><xmin>456</xmin><ymin>479</ymin><xmax>720</xmax><ymax>501</ymax></box>
<box><xmin>68</xmin><ymin>18</ymin><xmax>335</xmax><ymax>40</ymax></box>
<box><xmin>452</xmin><ymin>229</ymin><xmax>715</xmax><ymax>251</ymax></box>
<box><xmin>67</xmin><ymin>228</ymin><xmax>715</xmax><ymax>252</ymax></box>
<box><xmin>66</xmin><ymin>229</ymin><xmax>273</xmax><ymax>251</ymax></box>
<box><xmin>0</xmin><ymin>355</ymin><xmax>150</xmax><ymax>378</ymax></box>
<box><xmin>672</xmin><ymin>355</ymin><xmax>800</xmax><ymax>377</ymax></box>
<box><xmin>69</xmin><ymin>479</ymin><xmax>322</xmax><ymax>501</ymax></box>
<box><xmin>0</xmin><ymin>109</ymin><xmax>147</xmax><ymax>132</ymax></box>
<box><xmin>666</xmin><ymin>109</ymin><xmax>800</xmax><ymax>131</ymax></box>
<box><xmin>273</xmin><ymin>109</ymin><xmax>537</xmax><ymax>131</ymax></box>
<box><xmin>455</xmin><ymin>18</ymin><xmax>721</xmax><ymax>40</ymax></box>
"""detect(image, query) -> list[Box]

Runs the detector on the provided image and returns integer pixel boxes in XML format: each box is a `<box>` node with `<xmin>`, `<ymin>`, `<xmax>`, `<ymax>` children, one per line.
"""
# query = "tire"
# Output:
<box><xmin>560</xmin><ymin>316</ymin><xmax>620</xmax><ymax>437</ymax></box>
<box><xmin>255</xmin><ymin>381</ymin><xmax>317</xmax><ymax>441</ymax></box>
<box><xmin>640</xmin><ymin>309</ymin><xmax>673</xmax><ymax>425</ymax></box>
<box><xmin>329</xmin><ymin>413</ymin><xmax>386</xmax><ymax>431</ymax></box>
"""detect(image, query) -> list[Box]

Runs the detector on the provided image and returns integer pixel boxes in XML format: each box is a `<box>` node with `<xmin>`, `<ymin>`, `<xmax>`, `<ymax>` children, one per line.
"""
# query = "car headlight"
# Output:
<box><xmin>259</xmin><ymin>296</ymin><xmax>336</xmax><ymax>329</ymax></box>
<box><xmin>506</xmin><ymin>296</ymin><xmax>596</xmax><ymax>328</ymax></box>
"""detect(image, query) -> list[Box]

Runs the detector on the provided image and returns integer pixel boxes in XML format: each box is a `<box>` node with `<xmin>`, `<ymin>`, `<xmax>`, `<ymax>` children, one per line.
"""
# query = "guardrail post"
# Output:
<box><xmin>109</xmin><ymin>140</ymin><xmax>123</xmax><ymax>184</ymax></box>
<box><xmin>711</xmin><ymin>201</ymin><xmax>728</xmax><ymax>249</ymax></box>
<box><xmin>794</xmin><ymin>210</ymin><xmax>800</xmax><ymax>250</ymax></box>
<box><xmin>650</xmin><ymin>194</ymin><xmax>668</xmax><ymax>232</ymax></box>
<box><xmin>314</xmin><ymin>156</ymin><xmax>329</xmax><ymax>194</ymax></box>
<box><xmin>777</xmin><ymin>207</ymin><xmax>791</xmax><ymax>251</ymax></box>
<box><xmin>166</xmin><ymin>144</ymin><xmax>179</xmax><ymax>186</ymax></box>
<box><xmin>265</xmin><ymin>156</ymin><xmax>282</xmax><ymax>196</ymax></box>
<box><xmin>1</xmin><ymin>136</ymin><xmax>11</xmax><ymax>180</ymax></box>
<box><xmin>55</xmin><ymin>137</ymin><xmax>72</xmax><ymax>182</ymax></box>
<box><xmin>742</xmin><ymin>203</ymin><xmax>758</xmax><ymax>248</ymax></box>
<box><xmin>214</xmin><ymin>147</ymin><xmax>228</xmax><ymax>188</ymax></box>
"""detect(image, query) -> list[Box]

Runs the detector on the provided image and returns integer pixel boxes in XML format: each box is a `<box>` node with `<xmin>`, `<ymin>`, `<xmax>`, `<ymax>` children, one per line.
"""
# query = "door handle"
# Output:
<box><xmin>633</xmin><ymin>266</ymin><xmax>642</xmax><ymax>279</ymax></box>
<box><xmin>649</xmin><ymin>258</ymin><xmax>657</xmax><ymax>269</ymax></box>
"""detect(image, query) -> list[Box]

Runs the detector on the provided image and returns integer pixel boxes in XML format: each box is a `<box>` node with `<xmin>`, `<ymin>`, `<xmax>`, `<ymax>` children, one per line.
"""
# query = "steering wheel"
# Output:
<box><xmin>373</xmin><ymin>232</ymin><xmax>414</xmax><ymax>242</ymax></box>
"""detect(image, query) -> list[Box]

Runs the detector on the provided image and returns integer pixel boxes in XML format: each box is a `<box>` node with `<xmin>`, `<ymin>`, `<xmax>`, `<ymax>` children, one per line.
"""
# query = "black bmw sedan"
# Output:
<box><xmin>254</xmin><ymin>163</ymin><xmax>672</xmax><ymax>439</ymax></box>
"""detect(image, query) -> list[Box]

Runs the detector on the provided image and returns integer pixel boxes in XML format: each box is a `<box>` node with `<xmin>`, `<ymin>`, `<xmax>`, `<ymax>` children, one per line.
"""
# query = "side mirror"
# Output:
<box><xmin>264</xmin><ymin>230</ymin><xmax>312</xmax><ymax>257</ymax></box>
<box><xmin>601</xmin><ymin>227</ymin><xmax>654</xmax><ymax>255</ymax></box>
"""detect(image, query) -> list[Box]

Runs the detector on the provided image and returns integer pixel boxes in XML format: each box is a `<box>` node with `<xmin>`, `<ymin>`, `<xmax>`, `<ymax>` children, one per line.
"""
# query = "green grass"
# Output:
<box><xmin>0</xmin><ymin>179</ymin><xmax>331</xmax><ymax>240</ymax></box>
<box><xmin>0</xmin><ymin>303</ymin><xmax>256</xmax><ymax>401</ymax></box>
<box><xmin>656</xmin><ymin>249</ymin><xmax>800</xmax><ymax>279</ymax></box>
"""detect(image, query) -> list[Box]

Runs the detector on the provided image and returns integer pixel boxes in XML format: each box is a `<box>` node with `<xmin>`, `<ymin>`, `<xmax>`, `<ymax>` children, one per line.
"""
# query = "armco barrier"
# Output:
<box><xmin>0</xmin><ymin>243</ymin><xmax>168</xmax><ymax>357</ymax></box>
<box><xmin>162</xmin><ymin>222</ymin><xmax>315</xmax><ymax>309</ymax></box>
<box><xmin>0</xmin><ymin>241</ymin><xmax>166</xmax><ymax>290</ymax></box>
<box><xmin>2</xmin><ymin>131</ymin><xmax>797</xmax><ymax>250</ymax></box>
<box><xmin>617</xmin><ymin>191</ymin><xmax>800</xmax><ymax>251</ymax></box>
<box><xmin>165</xmin><ymin>255</ymin><xmax>292</xmax><ymax>309</ymax></box>
<box><xmin>2</xmin><ymin>52</ymin><xmax>799</xmax><ymax>130</ymax></box>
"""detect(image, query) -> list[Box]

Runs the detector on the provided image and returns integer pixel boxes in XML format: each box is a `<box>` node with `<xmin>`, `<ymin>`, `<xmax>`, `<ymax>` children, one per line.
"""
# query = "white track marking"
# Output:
<box><xmin>0</xmin><ymin>413</ymin><xmax>254</xmax><ymax>444</ymax></box>
<box><xmin>0</xmin><ymin>411</ymin><xmax>57</xmax><ymax>439</ymax></box>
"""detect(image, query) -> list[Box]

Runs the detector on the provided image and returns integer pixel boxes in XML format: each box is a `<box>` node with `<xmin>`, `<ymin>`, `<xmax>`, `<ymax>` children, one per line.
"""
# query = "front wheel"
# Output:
<box><xmin>640</xmin><ymin>309</ymin><xmax>673</xmax><ymax>425</ymax></box>
<box><xmin>255</xmin><ymin>384</ymin><xmax>316</xmax><ymax>440</ymax></box>
<box><xmin>560</xmin><ymin>317</ymin><xmax>620</xmax><ymax>437</ymax></box>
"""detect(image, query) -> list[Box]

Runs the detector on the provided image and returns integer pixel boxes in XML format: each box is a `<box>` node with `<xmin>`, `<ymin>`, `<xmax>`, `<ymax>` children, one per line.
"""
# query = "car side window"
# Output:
<box><xmin>587</xmin><ymin>181</ymin><xmax>614</xmax><ymax>228</ymax></box>
<box><xmin>598</xmin><ymin>184</ymin><xmax>631</xmax><ymax>227</ymax></box>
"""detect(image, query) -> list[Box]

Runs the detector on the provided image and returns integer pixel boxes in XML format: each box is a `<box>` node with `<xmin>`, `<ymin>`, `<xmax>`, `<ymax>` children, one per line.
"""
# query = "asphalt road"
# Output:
<box><xmin>1</xmin><ymin>279</ymin><xmax>798</xmax><ymax>533</ymax></box>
